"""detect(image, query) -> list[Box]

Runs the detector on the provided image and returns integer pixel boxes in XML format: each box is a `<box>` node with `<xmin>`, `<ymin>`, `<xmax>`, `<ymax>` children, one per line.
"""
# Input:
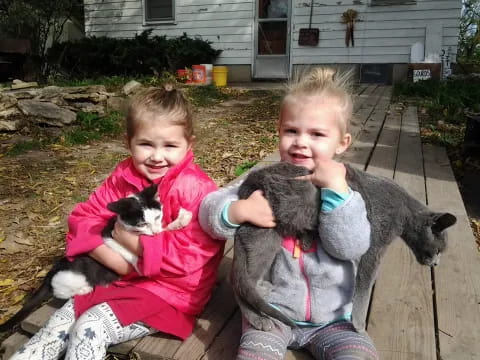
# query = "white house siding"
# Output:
<box><xmin>291</xmin><ymin>0</ymin><xmax>462</xmax><ymax>65</ymax></box>
<box><xmin>83</xmin><ymin>0</ymin><xmax>255</xmax><ymax>65</ymax></box>
<box><xmin>84</xmin><ymin>0</ymin><xmax>462</xmax><ymax>73</ymax></box>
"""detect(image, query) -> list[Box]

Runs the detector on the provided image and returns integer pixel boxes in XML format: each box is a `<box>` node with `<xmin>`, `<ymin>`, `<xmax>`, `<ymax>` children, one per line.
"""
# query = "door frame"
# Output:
<box><xmin>252</xmin><ymin>0</ymin><xmax>292</xmax><ymax>79</ymax></box>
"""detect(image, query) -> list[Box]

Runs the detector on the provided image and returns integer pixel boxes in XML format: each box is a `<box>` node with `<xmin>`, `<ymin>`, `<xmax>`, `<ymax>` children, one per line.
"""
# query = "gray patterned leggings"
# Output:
<box><xmin>9</xmin><ymin>299</ymin><xmax>155</xmax><ymax>360</ymax></box>
<box><xmin>237</xmin><ymin>319</ymin><xmax>378</xmax><ymax>360</ymax></box>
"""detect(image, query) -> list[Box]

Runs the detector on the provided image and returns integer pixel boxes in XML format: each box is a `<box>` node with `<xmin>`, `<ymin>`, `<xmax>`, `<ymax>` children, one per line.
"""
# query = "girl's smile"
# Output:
<box><xmin>129</xmin><ymin>117</ymin><xmax>191</xmax><ymax>181</ymax></box>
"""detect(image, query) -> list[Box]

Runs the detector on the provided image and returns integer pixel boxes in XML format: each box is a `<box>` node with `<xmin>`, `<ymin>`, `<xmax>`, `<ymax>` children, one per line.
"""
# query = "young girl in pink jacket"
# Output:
<box><xmin>10</xmin><ymin>86</ymin><xmax>222</xmax><ymax>360</ymax></box>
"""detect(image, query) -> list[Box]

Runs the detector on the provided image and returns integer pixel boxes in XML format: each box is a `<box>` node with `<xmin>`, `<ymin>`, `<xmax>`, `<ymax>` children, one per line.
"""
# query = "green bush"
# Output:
<box><xmin>47</xmin><ymin>30</ymin><xmax>222</xmax><ymax>78</ymax></box>
<box><xmin>394</xmin><ymin>78</ymin><xmax>480</xmax><ymax>124</ymax></box>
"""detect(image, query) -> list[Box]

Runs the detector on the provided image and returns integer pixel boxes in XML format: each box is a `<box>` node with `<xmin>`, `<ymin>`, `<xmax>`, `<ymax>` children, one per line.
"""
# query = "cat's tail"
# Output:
<box><xmin>232</xmin><ymin>238</ymin><xmax>297</xmax><ymax>328</ymax></box>
<box><xmin>0</xmin><ymin>259</ymin><xmax>64</xmax><ymax>332</ymax></box>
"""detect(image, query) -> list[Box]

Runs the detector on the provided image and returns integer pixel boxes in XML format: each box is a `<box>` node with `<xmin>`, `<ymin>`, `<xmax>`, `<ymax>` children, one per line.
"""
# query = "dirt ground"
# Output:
<box><xmin>0</xmin><ymin>89</ymin><xmax>281</xmax><ymax>336</ymax></box>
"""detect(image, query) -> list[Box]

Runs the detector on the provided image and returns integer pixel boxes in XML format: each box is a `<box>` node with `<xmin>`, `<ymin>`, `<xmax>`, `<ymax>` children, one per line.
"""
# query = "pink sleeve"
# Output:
<box><xmin>65</xmin><ymin>175</ymin><xmax>123</xmax><ymax>258</ymax></box>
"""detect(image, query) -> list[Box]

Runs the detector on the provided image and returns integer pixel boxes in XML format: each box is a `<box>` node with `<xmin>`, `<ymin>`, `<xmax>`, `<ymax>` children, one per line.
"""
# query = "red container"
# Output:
<box><xmin>176</xmin><ymin>69</ymin><xmax>193</xmax><ymax>84</ymax></box>
<box><xmin>192</xmin><ymin>65</ymin><xmax>206</xmax><ymax>84</ymax></box>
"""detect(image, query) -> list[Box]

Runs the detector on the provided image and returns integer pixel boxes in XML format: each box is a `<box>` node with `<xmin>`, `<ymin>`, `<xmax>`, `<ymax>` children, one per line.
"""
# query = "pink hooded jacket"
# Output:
<box><xmin>65</xmin><ymin>150</ymin><xmax>223</xmax><ymax>315</ymax></box>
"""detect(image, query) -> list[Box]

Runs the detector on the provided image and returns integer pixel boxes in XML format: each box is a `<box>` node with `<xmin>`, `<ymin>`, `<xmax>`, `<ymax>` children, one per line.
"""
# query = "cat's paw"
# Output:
<box><xmin>244</xmin><ymin>312</ymin><xmax>275</xmax><ymax>332</ymax></box>
<box><xmin>176</xmin><ymin>208</ymin><xmax>192</xmax><ymax>226</ymax></box>
<box><xmin>167</xmin><ymin>208</ymin><xmax>192</xmax><ymax>230</ymax></box>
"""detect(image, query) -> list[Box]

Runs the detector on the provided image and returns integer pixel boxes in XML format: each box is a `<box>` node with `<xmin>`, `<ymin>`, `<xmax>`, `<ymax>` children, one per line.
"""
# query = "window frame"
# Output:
<box><xmin>142</xmin><ymin>0</ymin><xmax>176</xmax><ymax>25</ymax></box>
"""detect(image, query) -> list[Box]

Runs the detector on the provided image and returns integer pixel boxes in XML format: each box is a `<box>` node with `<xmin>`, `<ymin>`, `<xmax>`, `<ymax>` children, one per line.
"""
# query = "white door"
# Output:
<box><xmin>254</xmin><ymin>0</ymin><xmax>290</xmax><ymax>79</ymax></box>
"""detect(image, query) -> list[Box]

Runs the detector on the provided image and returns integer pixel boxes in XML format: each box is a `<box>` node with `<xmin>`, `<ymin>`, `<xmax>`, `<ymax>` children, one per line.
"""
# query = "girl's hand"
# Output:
<box><xmin>229</xmin><ymin>190</ymin><xmax>276</xmax><ymax>228</ymax></box>
<box><xmin>89</xmin><ymin>244</ymin><xmax>133</xmax><ymax>275</ymax></box>
<box><xmin>112</xmin><ymin>221</ymin><xmax>143</xmax><ymax>256</ymax></box>
<box><xmin>298</xmin><ymin>158</ymin><xmax>349</xmax><ymax>193</ymax></box>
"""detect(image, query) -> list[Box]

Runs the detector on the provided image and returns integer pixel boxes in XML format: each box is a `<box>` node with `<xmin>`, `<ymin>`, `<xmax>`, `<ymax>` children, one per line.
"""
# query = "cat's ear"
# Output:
<box><xmin>431</xmin><ymin>213</ymin><xmax>457</xmax><ymax>233</ymax></box>
<box><xmin>107</xmin><ymin>197</ymin><xmax>136</xmax><ymax>215</ymax></box>
<box><xmin>143</xmin><ymin>184</ymin><xmax>159</xmax><ymax>201</ymax></box>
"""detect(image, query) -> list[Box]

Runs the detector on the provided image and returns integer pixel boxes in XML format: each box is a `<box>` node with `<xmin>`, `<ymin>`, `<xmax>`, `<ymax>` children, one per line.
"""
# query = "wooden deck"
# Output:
<box><xmin>2</xmin><ymin>84</ymin><xmax>480</xmax><ymax>360</ymax></box>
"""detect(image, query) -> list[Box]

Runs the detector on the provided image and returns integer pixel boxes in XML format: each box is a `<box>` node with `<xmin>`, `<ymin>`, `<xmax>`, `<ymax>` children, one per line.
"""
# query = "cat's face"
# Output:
<box><xmin>107</xmin><ymin>184</ymin><xmax>164</xmax><ymax>235</ymax></box>
<box><xmin>407</xmin><ymin>212</ymin><xmax>457</xmax><ymax>266</ymax></box>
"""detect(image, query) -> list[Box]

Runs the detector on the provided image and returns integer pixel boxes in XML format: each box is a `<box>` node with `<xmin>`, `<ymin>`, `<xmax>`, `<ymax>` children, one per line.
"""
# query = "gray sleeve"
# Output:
<box><xmin>318</xmin><ymin>190</ymin><xmax>371</xmax><ymax>260</ymax></box>
<box><xmin>198</xmin><ymin>181</ymin><xmax>242</xmax><ymax>240</ymax></box>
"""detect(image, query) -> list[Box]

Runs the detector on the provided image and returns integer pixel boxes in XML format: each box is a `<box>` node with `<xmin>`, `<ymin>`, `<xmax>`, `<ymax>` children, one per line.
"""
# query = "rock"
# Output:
<box><xmin>71</xmin><ymin>102</ymin><xmax>105</xmax><ymax>115</ymax></box>
<box><xmin>38</xmin><ymin>85</ymin><xmax>63</xmax><ymax>99</ymax></box>
<box><xmin>0</xmin><ymin>93</ymin><xmax>17</xmax><ymax>111</ymax></box>
<box><xmin>122</xmin><ymin>80</ymin><xmax>142</xmax><ymax>96</ymax></box>
<box><xmin>11</xmin><ymin>80</ymin><xmax>39</xmax><ymax>90</ymax></box>
<box><xmin>0</xmin><ymin>118</ymin><xmax>23</xmax><ymax>131</ymax></box>
<box><xmin>63</xmin><ymin>92</ymin><xmax>108</xmax><ymax>103</ymax></box>
<box><xmin>4</xmin><ymin>88</ymin><xmax>40</xmax><ymax>99</ymax></box>
<box><xmin>107</xmin><ymin>96</ymin><xmax>127</xmax><ymax>112</ymax></box>
<box><xmin>17</xmin><ymin>100</ymin><xmax>77</xmax><ymax>126</ymax></box>
<box><xmin>0</xmin><ymin>107</ymin><xmax>22</xmax><ymax>119</ymax></box>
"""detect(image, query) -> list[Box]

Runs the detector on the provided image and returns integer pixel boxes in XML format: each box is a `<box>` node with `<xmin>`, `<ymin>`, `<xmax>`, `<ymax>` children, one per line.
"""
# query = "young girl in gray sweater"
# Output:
<box><xmin>199</xmin><ymin>68</ymin><xmax>379</xmax><ymax>360</ymax></box>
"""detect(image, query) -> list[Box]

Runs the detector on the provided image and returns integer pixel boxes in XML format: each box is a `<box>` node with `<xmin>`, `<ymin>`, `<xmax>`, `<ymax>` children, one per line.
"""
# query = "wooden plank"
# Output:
<box><xmin>423</xmin><ymin>144</ymin><xmax>480</xmax><ymax>359</ymax></box>
<box><xmin>353</xmin><ymin>84</ymin><xmax>377</xmax><ymax>113</ymax></box>
<box><xmin>349</xmin><ymin>86</ymin><xmax>384</xmax><ymax>141</ymax></box>
<box><xmin>173</xmin><ymin>265</ymin><xmax>237</xmax><ymax>359</ymax></box>
<box><xmin>365</xmin><ymin>105</ymin><xmax>402</xmax><ymax>179</ymax></box>
<box><xmin>367</xmin><ymin>106</ymin><xmax>436</xmax><ymax>360</ymax></box>
<box><xmin>350</xmin><ymin>86</ymin><xmax>391</xmax><ymax>146</ymax></box>
<box><xmin>342</xmin><ymin>87</ymin><xmax>392</xmax><ymax>168</ymax></box>
<box><xmin>0</xmin><ymin>332</ymin><xmax>30</xmax><ymax>359</ymax></box>
<box><xmin>201</xmin><ymin>311</ymin><xmax>241</xmax><ymax>360</ymax></box>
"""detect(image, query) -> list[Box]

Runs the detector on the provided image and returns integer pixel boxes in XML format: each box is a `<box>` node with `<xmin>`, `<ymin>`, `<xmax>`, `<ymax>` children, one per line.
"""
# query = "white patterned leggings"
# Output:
<box><xmin>9</xmin><ymin>299</ymin><xmax>155</xmax><ymax>360</ymax></box>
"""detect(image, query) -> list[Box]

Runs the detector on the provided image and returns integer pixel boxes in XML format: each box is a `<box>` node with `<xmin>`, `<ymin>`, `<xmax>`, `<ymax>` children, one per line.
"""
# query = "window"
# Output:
<box><xmin>370</xmin><ymin>0</ymin><xmax>416</xmax><ymax>5</ymax></box>
<box><xmin>144</xmin><ymin>0</ymin><xmax>174</xmax><ymax>23</ymax></box>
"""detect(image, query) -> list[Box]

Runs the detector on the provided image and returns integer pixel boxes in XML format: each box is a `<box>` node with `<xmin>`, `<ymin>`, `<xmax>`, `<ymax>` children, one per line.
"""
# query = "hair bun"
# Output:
<box><xmin>306</xmin><ymin>68</ymin><xmax>336</xmax><ymax>85</ymax></box>
<box><xmin>164</xmin><ymin>84</ymin><xmax>174</xmax><ymax>92</ymax></box>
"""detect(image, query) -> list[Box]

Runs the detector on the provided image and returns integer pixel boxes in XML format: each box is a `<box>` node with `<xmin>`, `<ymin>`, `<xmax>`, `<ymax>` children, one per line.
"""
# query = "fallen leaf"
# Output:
<box><xmin>0</xmin><ymin>279</ymin><xmax>14</xmax><ymax>286</ymax></box>
<box><xmin>36</xmin><ymin>269</ymin><xmax>48</xmax><ymax>278</ymax></box>
<box><xmin>14</xmin><ymin>237</ymin><xmax>33</xmax><ymax>246</ymax></box>
<box><xmin>11</xmin><ymin>293</ymin><xmax>25</xmax><ymax>304</ymax></box>
<box><xmin>49</xmin><ymin>216</ymin><xmax>60</xmax><ymax>223</ymax></box>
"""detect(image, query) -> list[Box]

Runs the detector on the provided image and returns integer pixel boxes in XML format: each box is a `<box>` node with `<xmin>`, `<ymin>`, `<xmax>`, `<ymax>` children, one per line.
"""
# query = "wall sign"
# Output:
<box><xmin>413</xmin><ymin>69</ymin><xmax>431</xmax><ymax>82</ymax></box>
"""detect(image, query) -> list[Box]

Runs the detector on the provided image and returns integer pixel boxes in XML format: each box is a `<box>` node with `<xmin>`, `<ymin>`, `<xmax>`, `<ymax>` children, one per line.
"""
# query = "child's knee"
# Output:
<box><xmin>237</xmin><ymin>328</ymin><xmax>289</xmax><ymax>360</ymax></box>
<box><xmin>70</xmin><ymin>304</ymin><xmax>119</xmax><ymax>345</ymax></box>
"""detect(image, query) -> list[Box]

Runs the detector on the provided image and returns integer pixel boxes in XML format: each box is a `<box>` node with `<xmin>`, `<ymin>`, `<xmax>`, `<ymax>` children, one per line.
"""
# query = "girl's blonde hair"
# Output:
<box><xmin>282</xmin><ymin>67</ymin><xmax>354</xmax><ymax>135</ymax></box>
<box><xmin>126</xmin><ymin>85</ymin><xmax>193</xmax><ymax>142</ymax></box>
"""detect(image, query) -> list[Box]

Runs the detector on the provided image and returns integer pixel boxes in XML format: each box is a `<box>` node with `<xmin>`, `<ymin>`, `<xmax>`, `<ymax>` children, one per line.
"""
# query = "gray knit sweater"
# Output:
<box><xmin>199</xmin><ymin>181</ymin><xmax>371</xmax><ymax>326</ymax></box>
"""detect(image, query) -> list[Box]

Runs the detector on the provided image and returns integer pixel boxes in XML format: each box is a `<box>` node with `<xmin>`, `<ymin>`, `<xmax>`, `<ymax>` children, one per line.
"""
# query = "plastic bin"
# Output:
<box><xmin>201</xmin><ymin>64</ymin><xmax>213</xmax><ymax>85</ymax></box>
<box><xmin>192</xmin><ymin>65</ymin><xmax>206</xmax><ymax>84</ymax></box>
<box><xmin>213</xmin><ymin>66</ymin><xmax>228</xmax><ymax>87</ymax></box>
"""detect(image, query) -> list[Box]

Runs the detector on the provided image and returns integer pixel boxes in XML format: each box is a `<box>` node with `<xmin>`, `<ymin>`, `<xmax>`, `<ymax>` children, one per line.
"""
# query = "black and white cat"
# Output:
<box><xmin>232</xmin><ymin>162</ymin><xmax>456</xmax><ymax>331</ymax></box>
<box><xmin>0</xmin><ymin>184</ymin><xmax>192</xmax><ymax>332</ymax></box>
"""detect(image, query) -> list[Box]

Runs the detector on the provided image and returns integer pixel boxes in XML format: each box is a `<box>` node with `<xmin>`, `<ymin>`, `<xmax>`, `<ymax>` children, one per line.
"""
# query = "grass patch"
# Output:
<box><xmin>187</xmin><ymin>85</ymin><xmax>231</xmax><ymax>107</ymax></box>
<box><xmin>47</xmin><ymin>75</ymin><xmax>131</xmax><ymax>92</ymax></box>
<box><xmin>234</xmin><ymin>160</ymin><xmax>258</xmax><ymax>177</ymax></box>
<box><xmin>6</xmin><ymin>111</ymin><xmax>124</xmax><ymax>155</ymax></box>
<box><xmin>7</xmin><ymin>139</ymin><xmax>45</xmax><ymax>156</ymax></box>
<box><xmin>62</xmin><ymin>111</ymin><xmax>124</xmax><ymax>146</ymax></box>
<box><xmin>47</xmin><ymin>73</ymin><xmax>178</xmax><ymax>92</ymax></box>
<box><xmin>394</xmin><ymin>78</ymin><xmax>480</xmax><ymax>149</ymax></box>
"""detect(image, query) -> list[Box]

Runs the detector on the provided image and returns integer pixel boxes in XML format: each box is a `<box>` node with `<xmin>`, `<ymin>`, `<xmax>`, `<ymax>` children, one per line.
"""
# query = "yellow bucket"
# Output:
<box><xmin>213</xmin><ymin>66</ymin><xmax>228</xmax><ymax>87</ymax></box>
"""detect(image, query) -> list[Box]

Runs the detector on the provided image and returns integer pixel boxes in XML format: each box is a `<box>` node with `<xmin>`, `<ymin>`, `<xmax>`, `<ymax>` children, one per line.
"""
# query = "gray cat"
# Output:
<box><xmin>345</xmin><ymin>165</ymin><xmax>456</xmax><ymax>331</ymax></box>
<box><xmin>232</xmin><ymin>162</ymin><xmax>320</xmax><ymax>329</ymax></box>
<box><xmin>232</xmin><ymin>162</ymin><xmax>456</xmax><ymax>331</ymax></box>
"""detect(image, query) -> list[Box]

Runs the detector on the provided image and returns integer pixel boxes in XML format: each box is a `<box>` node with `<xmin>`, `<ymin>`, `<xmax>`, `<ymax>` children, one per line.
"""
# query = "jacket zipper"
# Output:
<box><xmin>294</xmin><ymin>239</ymin><xmax>312</xmax><ymax>322</ymax></box>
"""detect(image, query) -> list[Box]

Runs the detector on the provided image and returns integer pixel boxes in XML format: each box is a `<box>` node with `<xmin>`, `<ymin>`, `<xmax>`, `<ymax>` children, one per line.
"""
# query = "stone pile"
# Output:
<box><xmin>0</xmin><ymin>83</ymin><xmax>112</xmax><ymax>131</ymax></box>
